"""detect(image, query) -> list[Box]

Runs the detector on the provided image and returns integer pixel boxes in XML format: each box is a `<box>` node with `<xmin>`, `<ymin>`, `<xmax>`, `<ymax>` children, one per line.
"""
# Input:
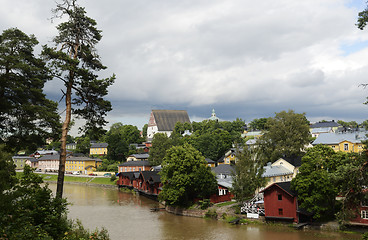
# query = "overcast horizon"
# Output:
<box><xmin>2</xmin><ymin>0</ymin><xmax>368</xmax><ymax>135</ymax></box>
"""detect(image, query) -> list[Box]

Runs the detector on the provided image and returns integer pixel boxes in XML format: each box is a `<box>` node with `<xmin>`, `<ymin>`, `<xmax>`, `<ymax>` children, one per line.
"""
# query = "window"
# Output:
<box><xmin>361</xmin><ymin>210</ymin><xmax>368</xmax><ymax>219</ymax></box>
<box><xmin>344</xmin><ymin>143</ymin><xmax>349</xmax><ymax>151</ymax></box>
<box><xmin>278</xmin><ymin>194</ymin><xmax>282</xmax><ymax>201</ymax></box>
<box><xmin>278</xmin><ymin>208</ymin><xmax>283</xmax><ymax>215</ymax></box>
<box><xmin>273</xmin><ymin>177</ymin><xmax>276</xmax><ymax>182</ymax></box>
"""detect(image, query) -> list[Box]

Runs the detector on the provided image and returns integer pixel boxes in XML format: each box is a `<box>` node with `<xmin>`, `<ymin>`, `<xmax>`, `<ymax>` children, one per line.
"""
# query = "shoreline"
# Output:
<box><xmin>46</xmin><ymin>179</ymin><xmax>350</xmax><ymax>233</ymax></box>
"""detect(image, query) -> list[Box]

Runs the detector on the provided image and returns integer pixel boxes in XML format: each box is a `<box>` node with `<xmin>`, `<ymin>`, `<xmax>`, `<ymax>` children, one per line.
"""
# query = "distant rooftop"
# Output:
<box><xmin>310</xmin><ymin>121</ymin><xmax>339</xmax><ymax>129</ymax></box>
<box><xmin>313</xmin><ymin>131</ymin><xmax>368</xmax><ymax>145</ymax></box>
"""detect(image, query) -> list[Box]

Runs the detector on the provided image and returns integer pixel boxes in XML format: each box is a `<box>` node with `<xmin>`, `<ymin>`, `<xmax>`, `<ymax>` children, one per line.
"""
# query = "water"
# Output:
<box><xmin>49</xmin><ymin>183</ymin><xmax>361</xmax><ymax>240</ymax></box>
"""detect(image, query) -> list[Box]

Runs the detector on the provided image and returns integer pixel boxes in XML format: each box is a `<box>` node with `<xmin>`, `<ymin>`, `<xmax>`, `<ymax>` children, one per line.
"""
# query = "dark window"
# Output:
<box><xmin>279</xmin><ymin>208</ymin><xmax>283</xmax><ymax>215</ymax></box>
<box><xmin>278</xmin><ymin>194</ymin><xmax>282</xmax><ymax>201</ymax></box>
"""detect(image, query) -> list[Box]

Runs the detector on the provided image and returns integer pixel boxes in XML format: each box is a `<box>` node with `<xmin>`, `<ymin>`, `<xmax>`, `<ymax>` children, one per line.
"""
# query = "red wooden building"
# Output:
<box><xmin>261</xmin><ymin>182</ymin><xmax>299</xmax><ymax>223</ymax></box>
<box><xmin>209</xmin><ymin>181</ymin><xmax>234</xmax><ymax>203</ymax></box>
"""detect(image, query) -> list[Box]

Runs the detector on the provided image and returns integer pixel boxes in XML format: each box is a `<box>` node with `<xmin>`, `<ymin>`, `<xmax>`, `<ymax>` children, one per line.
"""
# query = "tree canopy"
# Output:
<box><xmin>259</xmin><ymin>110</ymin><xmax>310</xmax><ymax>162</ymax></box>
<box><xmin>0</xmin><ymin>28</ymin><xmax>60</xmax><ymax>152</ymax></box>
<box><xmin>158</xmin><ymin>143</ymin><xmax>217</xmax><ymax>207</ymax></box>
<box><xmin>231</xmin><ymin>146</ymin><xmax>266</xmax><ymax>202</ymax></box>
<box><xmin>291</xmin><ymin>145</ymin><xmax>351</xmax><ymax>221</ymax></box>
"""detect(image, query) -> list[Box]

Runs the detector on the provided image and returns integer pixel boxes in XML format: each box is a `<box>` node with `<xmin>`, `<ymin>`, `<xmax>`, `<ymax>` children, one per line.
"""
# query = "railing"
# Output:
<box><xmin>240</xmin><ymin>193</ymin><xmax>265</xmax><ymax>215</ymax></box>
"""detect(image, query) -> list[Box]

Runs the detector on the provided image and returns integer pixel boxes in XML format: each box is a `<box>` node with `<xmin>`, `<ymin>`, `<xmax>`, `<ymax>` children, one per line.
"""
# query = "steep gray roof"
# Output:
<box><xmin>38</xmin><ymin>155</ymin><xmax>60</xmax><ymax>160</ymax></box>
<box><xmin>217</xmin><ymin>178</ymin><xmax>233</xmax><ymax>188</ymax></box>
<box><xmin>152</xmin><ymin>110</ymin><xmax>191</xmax><ymax>131</ymax></box>
<box><xmin>90</xmin><ymin>143</ymin><xmax>108</xmax><ymax>148</ymax></box>
<box><xmin>212</xmin><ymin>164</ymin><xmax>235</xmax><ymax>176</ymax></box>
<box><xmin>119</xmin><ymin>160</ymin><xmax>151</xmax><ymax>167</ymax></box>
<box><xmin>262</xmin><ymin>165</ymin><xmax>293</xmax><ymax>177</ymax></box>
<box><xmin>128</xmin><ymin>153</ymin><xmax>149</xmax><ymax>159</ymax></box>
<box><xmin>312</xmin><ymin>131</ymin><xmax>368</xmax><ymax>145</ymax></box>
<box><xmin>67</xmin><ymin>156</ymin><xmax>102</xmax><ymax>162</ymax></box>
<box><xmin>310</xmin><ymin>121</ymin><xmax>339</xmax><ymax>128</ymax></box>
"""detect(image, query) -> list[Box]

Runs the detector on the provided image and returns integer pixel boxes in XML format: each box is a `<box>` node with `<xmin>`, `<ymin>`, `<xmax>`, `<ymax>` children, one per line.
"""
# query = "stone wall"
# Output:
<box><xmin>165</xmin><ymin>206</ymin><xmax>206</xmax><ymax>218</ymax></box>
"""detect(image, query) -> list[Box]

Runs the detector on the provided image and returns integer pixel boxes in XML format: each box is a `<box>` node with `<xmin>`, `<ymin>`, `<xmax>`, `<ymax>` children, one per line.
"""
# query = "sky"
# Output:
<box><xmin>1</xmin><ymin>0</ymin><xmax>368</xmax><ymax>135</ymax></box>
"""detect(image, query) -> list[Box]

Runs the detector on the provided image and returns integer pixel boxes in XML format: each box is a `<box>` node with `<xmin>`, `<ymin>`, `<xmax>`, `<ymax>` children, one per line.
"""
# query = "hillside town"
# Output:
<box><xmin>11</xmin><ymin>109</ymin><xmax>368</xmax><ymax>227</ymax></box>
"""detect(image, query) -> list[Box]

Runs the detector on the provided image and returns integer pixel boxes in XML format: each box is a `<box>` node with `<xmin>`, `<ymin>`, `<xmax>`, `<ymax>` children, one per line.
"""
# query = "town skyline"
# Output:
<box><xmin>1</xmin><ymin>0</ymin><xmax>368</xmax><ymax>135</ymax></box>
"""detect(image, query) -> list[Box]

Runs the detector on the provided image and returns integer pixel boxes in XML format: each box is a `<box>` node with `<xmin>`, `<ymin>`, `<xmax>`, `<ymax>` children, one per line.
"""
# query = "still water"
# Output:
<box><xmin>49</xmin><ymin>183</ymin><xmax>361</xmax><ymax>240</ymax></box>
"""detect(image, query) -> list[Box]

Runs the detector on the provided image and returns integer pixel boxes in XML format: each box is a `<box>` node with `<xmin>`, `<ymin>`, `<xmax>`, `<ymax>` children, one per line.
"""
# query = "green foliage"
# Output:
<box><xmin>337</xmin><ymin>120</ymin><xmax>359</xmax><ymax>129</ymax></box>
<box><xmin>110</xmin><ymin>174</ymin><xmax>117</xmax><ymax>182</ymax></box>
<box><xmin>198</xmin><ymin>199</ymin><xmax>212</xmax><ymax>210</ymax></box>
<box><xmin>75</xmin><ymin>135</ymin><xmax>91</xmax><ymax>154</ymax></box>
<box><xmin>105</xmin><ymin>123</ymin><xmax>142</xmax><ymax>162</ymax></box>
<box><xmin>249</xmin><ymin>118</ymin><xmax>269</xmax><ymax>131</ymax></box>
<box><xmin>63</xmin><ymin>220</ymin><xmax>109</xmax><ymax>240</ymax></box>
<box><xmin>204</xmin><ymin>209</ymin><xmax>218</xmax><ymax>219</ymax></box>
<box><xmin>0</xmin><ymin>164</ymin><xmax>69</xmax><ymax>239</ymax></box>
<box><xmin>231</xmin><ymin>146</ymin><xmax>266</xmax><ymax>202</ymax></box>
<box><xmin>259</xmin><ymin>110</ymin><xmax>310</xmax><ymax>162</ymax></box>
<box><xmin>149</xmin><ymin>133</ymin><xmax>173</xmax><ymax>166</ymax></box>
<box><xmin>291</xmin><ymin>145</ymin><xmax>350</xmax><ymax>221</ymax></box>
<box><xmin>158</xmin><ymin>143</ymin><xmax>217</xmax><ymax>207</ymax></box>
<box><xmin>0</xmin><ymin>28</ymin><xmax>60</xmax><ymax>152</ymax></box>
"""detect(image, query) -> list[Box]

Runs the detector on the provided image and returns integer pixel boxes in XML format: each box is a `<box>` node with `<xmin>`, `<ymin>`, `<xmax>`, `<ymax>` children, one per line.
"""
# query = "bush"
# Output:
<box><xmin>199</xmin><ymin>199</ymin><xmax>212</xmax><ymax>210</ymax></box>
<box><xmin>110</xmin><ymin>174</ymin><xmax>117</xmax><ymax>182</ymax></box>
<box><xmin>205</xmin><ymin>209</ymin><xmax>218</xmax><ymax>219</ymax></box>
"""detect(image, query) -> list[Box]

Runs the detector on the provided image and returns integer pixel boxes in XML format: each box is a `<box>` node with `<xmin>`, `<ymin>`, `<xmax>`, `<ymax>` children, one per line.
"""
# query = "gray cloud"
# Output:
<box><xmin>1</xmin><ymin>0</ymin><xmax>368</xmax><ymax>134</ymax></box>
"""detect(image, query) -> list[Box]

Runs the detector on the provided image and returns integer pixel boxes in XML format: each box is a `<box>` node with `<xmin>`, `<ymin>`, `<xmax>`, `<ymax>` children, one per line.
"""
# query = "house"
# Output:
<box><xmin>217</xmin><ymin>148</ymin><xmax>238</xmax><ymax>165</ymax></box>
<box><xmin>261</xmin><ymin>182</ymin><xmax>299</xmax><ymax>223</ymax></box>
<box><xmin>210</xmin><ymin>164</ymin><xmax>235</xmax><ymax>203</ymax></box>
<box><xmin>312</xmin><ymin>131</ymin><xmax>368</xmax><ymax>153</ymax></box>
<box><xmin>118</xmin><ymin>160</ymin><xmax>151</xmax><ymax>173</ymax></box>
<box><xmin>205</xmin><ymin>158</ymin><xmax>216</xmax><ymax>167</ymax></box>
<box><xmin>38</xmin><ymin>154</ymin><xmax>60</xmax><ymax>172</ymax></box>
<box><xmin>89</xmin><ymin>142</ymin><xmax>108</xmax><ymax>155</ymax></box>
<box><xmin>65</xmin><ymin>156</ymin><xmax>103</xmax><ymax>174</ymax></box>
<box><xmin>126</xmin><ymin>153</ymin><xmax>149</xmax><ymax>162</ymax></box>
<box><xmin>147</xmin><ymin>110</ymin><xmax>191</xmax><ymax>141</ymax></box>
<box><xmin>66</xmin><ymin>143</ymin><xmax>77</xmax><ymax>150</ymax></box>
<box><xmin>12</xmin><ymin>155</ymin><xmax>35</xmax><ymax>170</ymax></box>
<box><xmin>262</xmin><ymin>156</ymin><xmax>301</xmax><ymax>188</ymax></box>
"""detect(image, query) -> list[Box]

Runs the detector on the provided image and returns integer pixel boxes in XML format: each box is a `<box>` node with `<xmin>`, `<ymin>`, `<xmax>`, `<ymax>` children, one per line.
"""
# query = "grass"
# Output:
<box><xmin>215</xmin><ymin>201</ymin><xmax>236</xmax><ymax>207</ymax></box>
<box><xmin>17</xmin><ymin>172</ymin><xmax>117</xmax><ymax>186</ymax></box>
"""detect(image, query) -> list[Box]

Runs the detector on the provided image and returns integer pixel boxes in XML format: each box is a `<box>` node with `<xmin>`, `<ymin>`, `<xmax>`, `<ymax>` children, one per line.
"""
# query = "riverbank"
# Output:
<box><xmin>38</xmin><ymin>173</ymin><xmax>355</xmax><ymax>234</ymax></box>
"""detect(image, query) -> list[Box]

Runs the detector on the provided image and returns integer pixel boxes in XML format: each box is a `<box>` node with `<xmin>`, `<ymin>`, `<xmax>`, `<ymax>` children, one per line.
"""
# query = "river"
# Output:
<box><xmin>49</xmin><ymin>183</ymin><xmax>361</xmax><ymax>240</ymax></box>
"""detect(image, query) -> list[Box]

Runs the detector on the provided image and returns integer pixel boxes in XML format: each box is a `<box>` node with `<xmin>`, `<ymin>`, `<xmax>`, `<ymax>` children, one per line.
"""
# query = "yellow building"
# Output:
<box><xmin>65</xmin><ymin>156</ymin><xmax>103</xmax><ymax>174</ymax></box>
<box><xmin>90</xmin><ymin>143</ymin><xmax>108</xmax><ymax>155</ymax></box>
<box><xmin>312</xmin><ymin>131</ymin><xmax>367</xmax><ymax>153</ymax></box>
<box><xmin>262</xmin><ymin>157</ymin><xmax>301</xmax><ymax>188</ymax></box>
<box><xmin>218</xmin><ymin>148</ymin><xmax>237</xmax><ymax>165</ymax></box>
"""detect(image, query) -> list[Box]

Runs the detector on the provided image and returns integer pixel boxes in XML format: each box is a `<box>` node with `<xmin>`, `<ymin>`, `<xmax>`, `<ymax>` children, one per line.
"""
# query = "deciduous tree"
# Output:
<box><xmin>259</xmin><ymin>110</ymin><xmax>310</xmax><ymax>162</ymax></box>
<box><xmin>291</xmin><ymin>145</ymin><xmax>350</xmax><ymax>220</ymax></box>
<box><xmin>159</xmin><ymin>143</ymin><xmax>217</xmax><ymax>207</ymax></box>
<box><xmin>231</xmin><ymin>146</ymin><xmax>266</xmax><ymax>202</ymax></box>
<box><xmin>42</xmin><ymin>0</ymin><xmax>115</xmax><ymax>198</ymax></box>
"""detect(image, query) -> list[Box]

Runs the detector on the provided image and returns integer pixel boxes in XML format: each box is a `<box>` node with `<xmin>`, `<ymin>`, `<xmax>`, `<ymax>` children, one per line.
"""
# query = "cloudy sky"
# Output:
<box><xmin>1</xmin><ymin>0</ymin><xmax>368</xmax><ymax>134</ymax></box>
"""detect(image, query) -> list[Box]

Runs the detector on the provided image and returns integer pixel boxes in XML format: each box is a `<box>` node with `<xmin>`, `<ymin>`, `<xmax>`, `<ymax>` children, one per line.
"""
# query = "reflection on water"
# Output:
<box><xmin>48</xmin><ymin>183</ymin><xmax>360</xmax><ymax>240</ymax></box>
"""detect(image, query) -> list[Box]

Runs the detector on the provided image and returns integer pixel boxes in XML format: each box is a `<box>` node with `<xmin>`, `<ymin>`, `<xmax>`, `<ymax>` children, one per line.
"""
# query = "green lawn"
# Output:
<box><xmin>17</xmin><ymin>172</ymin><xmax>117</xmax><ymax>186</ymax></box>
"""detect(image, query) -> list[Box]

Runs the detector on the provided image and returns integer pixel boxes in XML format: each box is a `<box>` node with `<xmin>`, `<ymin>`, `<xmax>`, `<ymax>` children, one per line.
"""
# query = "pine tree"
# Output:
<box><xmin>43</xmin><ymin>0</ymin><xmax>115</xmax><ymax>198</ymax></box>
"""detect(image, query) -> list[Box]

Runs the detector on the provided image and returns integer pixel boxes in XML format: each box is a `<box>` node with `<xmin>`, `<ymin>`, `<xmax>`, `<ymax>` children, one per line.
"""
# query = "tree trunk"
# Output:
<box><xmin>56</xmin><ymin>81</ymin><xmax>72</xmax><ymax>199</ymax></box>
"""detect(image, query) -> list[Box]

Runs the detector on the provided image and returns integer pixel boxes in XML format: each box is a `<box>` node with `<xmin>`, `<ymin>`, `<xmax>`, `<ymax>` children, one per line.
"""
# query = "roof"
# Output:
<box><xmin>262</xmin><ymin>164</ymin><xmax>293</xmax><ymax>177</ymax></box>
<box><xmin>312</xmin><ymin>131</ymin><xmax>368</xmax><ymax>145</ymax></box>
<box><xmin>310</xmin><ymin>121</ymin><xmax>339</xmax><ymax>128</ymax></box>
<box><xmin>35</xmin><ymin>150</ymin><xmax>58</xmax><ymax>155</ymax></box>
<box><xmin>152</xmin><ymin>110</ymin><xmax>191</xmax><ymax>131</ymax></box>
<box><xmin>67</xmin><ymin>156</ymin><xmax>102</xmax><ymax>162</ymax></box>
<box><xmin>212</xmin><ymin>164</ymin><xmax>235</xmax><ymax>176</ymax></box>
<box><xmin>38</xmin><ymin>154</ymin><xmax>60</xmax><ymax>160</ymax></box>
<box><xmin>128</xmin><ymin>153</ymin><xmax>149</xmax><ymax>159</ymax></box>
<box><xmin>261</xmin><ymin>181</ymin><xmax>296</xmax><ymax>197</ymax></box>
<box><xmin>12</xmin><ymin>155</ymin><xmax>34</xmax><ymax>159</ymax></box>
<box><xmin>140</xmin><ymin>171</ymin><xmax>160</xmax><ymax>183</ymax></box>
<box><xmin>282</xmin><ymin>156</ymin><xmax>302</xmax><ymax>167</ymax></box>
<box><xmin>205</xmin><ymin>158</ymin><xmax>215</xmax><ymax>164</ymax></box>
<box><xmin>90</xmin><ymin>142</ymin><xmax>108</xmax><ymax>148</ymax></box>
<box><xmin>217</xmin><ymin>178</ymin><xmax>233</xmax><ymax>189</ymax></box>
<box><xmin>119</xmin><ymin>160</ymin><xmax>151</xmax><ymax>167</ymax></box>
<box><xmin>310</xmin><ymin>127</ymin><xmax>331</xmax><ymax>134</ymax></box>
